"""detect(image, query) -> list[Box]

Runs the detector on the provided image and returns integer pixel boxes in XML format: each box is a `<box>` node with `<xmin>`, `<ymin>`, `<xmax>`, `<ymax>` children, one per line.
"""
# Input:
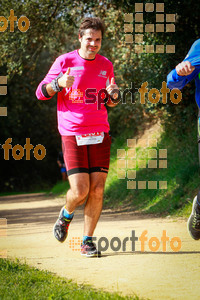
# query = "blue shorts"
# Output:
<box><xmin>61</xmin><ymin>167</ymin><xmax>66</xmax><ymax>173</ymax></box>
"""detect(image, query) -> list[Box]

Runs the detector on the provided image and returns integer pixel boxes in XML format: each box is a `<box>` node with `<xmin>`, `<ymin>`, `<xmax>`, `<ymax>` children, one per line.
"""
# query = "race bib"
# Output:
<box><xmin>75</xmin><ymin>132</ymin><xmax>104</xmax><ymax>146</ymax></box>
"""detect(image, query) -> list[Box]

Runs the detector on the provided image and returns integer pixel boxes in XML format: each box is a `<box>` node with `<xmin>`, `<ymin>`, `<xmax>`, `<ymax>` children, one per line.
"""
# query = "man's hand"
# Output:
<box><xmin>175</xmin><ymin>61</ymin><xmax>195</xmax><ymax>76</ymax></box>
<box><xmin>58</xmin><ymin>67</ymin><xmax>75</xmax><ymax>88</ymax></box>
<box><xmin>106</xmin><ymin>77</ymin><xmax>119</xmax><ymax>99</ymax></box>
<box><xmin>45</xmin><ymin>67</ymin><xmax>75</xmax><ymax>97</ymax></box>
<box><xmin>106</xmin><ymin>77</ymin><xmax>119</xmax><ymax>107</ymax></box>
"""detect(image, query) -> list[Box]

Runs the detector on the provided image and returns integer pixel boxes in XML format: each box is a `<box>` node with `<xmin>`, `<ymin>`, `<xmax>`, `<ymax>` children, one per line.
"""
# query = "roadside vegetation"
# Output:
<box><xmin>0</xmin><ymin>259</ymin><xmax>141</xmax><ymax>300</ymax></box>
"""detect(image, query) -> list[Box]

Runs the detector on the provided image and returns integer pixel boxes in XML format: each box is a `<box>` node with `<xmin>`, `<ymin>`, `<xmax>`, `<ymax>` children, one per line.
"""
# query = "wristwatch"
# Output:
<box><xmin>50</xmin><ymin>72</ymin><xmax>63</xmax><ymax>92</ymax></box>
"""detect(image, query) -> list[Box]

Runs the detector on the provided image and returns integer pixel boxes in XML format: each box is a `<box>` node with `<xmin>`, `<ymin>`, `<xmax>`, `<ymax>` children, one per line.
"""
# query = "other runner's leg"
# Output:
<box><xmin>187</xmin><ymin>111</ymin><xmax>200</xmax><ymax>240</ymax></box>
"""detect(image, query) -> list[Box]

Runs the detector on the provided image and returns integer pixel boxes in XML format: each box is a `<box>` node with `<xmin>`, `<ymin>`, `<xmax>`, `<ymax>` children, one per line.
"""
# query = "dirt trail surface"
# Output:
<box><xmin>0</xmin><ymin>193</ymin><xmax>200</xmax><ymax>300</ymax></box>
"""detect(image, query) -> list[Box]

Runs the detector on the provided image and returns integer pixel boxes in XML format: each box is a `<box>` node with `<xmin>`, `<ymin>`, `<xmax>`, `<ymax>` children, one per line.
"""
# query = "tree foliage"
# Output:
<box><xmin>0</xmin><ymin>0</ymin><xmax>200</xmax><ymax>192</ymax></box>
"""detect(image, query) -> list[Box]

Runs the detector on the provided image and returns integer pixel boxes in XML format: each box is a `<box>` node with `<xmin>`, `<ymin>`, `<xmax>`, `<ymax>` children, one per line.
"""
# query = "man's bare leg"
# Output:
<box><xmin>83</xmin><ymin>172</ymin><xmax>107</xmax><ymax>236</ymax></box>
<box><xmin>53</xmin><ymin>172</ymin><xmax>89</xmax><ymax>243</ymax></box>
<box><xmin>65</xmin><ymin>173</ymin><xmax>90</xmax><ymax>212</ymax></box>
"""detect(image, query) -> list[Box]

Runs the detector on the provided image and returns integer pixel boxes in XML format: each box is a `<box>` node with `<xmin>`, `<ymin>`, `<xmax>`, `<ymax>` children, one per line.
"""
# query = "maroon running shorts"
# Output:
<box><xmin>61</xmin><ymin>133</ymin><xmax>112</xmax><ymax>176</ymax></box>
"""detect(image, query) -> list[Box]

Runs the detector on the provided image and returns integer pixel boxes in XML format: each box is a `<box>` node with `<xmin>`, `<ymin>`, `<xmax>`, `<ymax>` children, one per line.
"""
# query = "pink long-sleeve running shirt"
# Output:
<box><xmin>36</xmin><ymin>50</ymin><xmax>115</xmax><ymax>136</ymax></box>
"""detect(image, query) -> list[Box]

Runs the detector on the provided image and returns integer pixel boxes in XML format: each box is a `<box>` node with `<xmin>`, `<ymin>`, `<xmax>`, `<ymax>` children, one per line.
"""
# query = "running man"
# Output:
<box><xmin>167</xmin><ymin>39</ymin><xmax>200</xmax><ymax>240</ymax></box>
<box><xmin>36</xmin><ymin>18</ymin><xmax>119</xmax><ymax>256</ymax></box>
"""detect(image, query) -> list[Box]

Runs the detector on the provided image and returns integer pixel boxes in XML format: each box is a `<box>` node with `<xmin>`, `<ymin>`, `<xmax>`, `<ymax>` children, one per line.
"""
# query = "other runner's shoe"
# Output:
<box><xmin>53</xmin><ymin>206</ymin><xmax>73</xmax><ymax>243</ymax></box>
<box><xmin>187</xmin><ymin>196</ymin><xmax>200</xmax><ymax>240</ymax></box>
<box><xmin>81</xmin><ymin>240</ymin><xmax>101</xmax><ymax>257</ymax></box>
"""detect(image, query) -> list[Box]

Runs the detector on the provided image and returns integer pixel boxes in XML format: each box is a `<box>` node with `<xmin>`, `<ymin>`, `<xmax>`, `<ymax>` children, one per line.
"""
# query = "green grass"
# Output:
<box><xmin>49</xmin><ymin>181</ymin><xmax>70</xmax><ymax>196</ymax></box>
<box><xmin>0</xmin><ymin>190</ymin><xmax>48</xmax><ymax>197</ymax></box>
<box><xmin>0</xmin><ymin>181</ymin><xmax>69</xmax><ymax>198</ymax></box>
<box><xmin>102</xmin><ymin>117</ymin><xmax>199</xmax><ymax>218</ymax></box>
<box><xmin>0</xmin><ymin>259</ymin><xmax>141</xmax><ymax>300</ymax></box>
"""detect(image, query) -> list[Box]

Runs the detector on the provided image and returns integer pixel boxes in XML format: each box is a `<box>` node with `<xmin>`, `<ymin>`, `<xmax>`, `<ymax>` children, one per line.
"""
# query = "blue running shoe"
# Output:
<box><xmin>53</xmin><ymin>206</ymin><xmax>73</xmax><ymax>243</ymax></box>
